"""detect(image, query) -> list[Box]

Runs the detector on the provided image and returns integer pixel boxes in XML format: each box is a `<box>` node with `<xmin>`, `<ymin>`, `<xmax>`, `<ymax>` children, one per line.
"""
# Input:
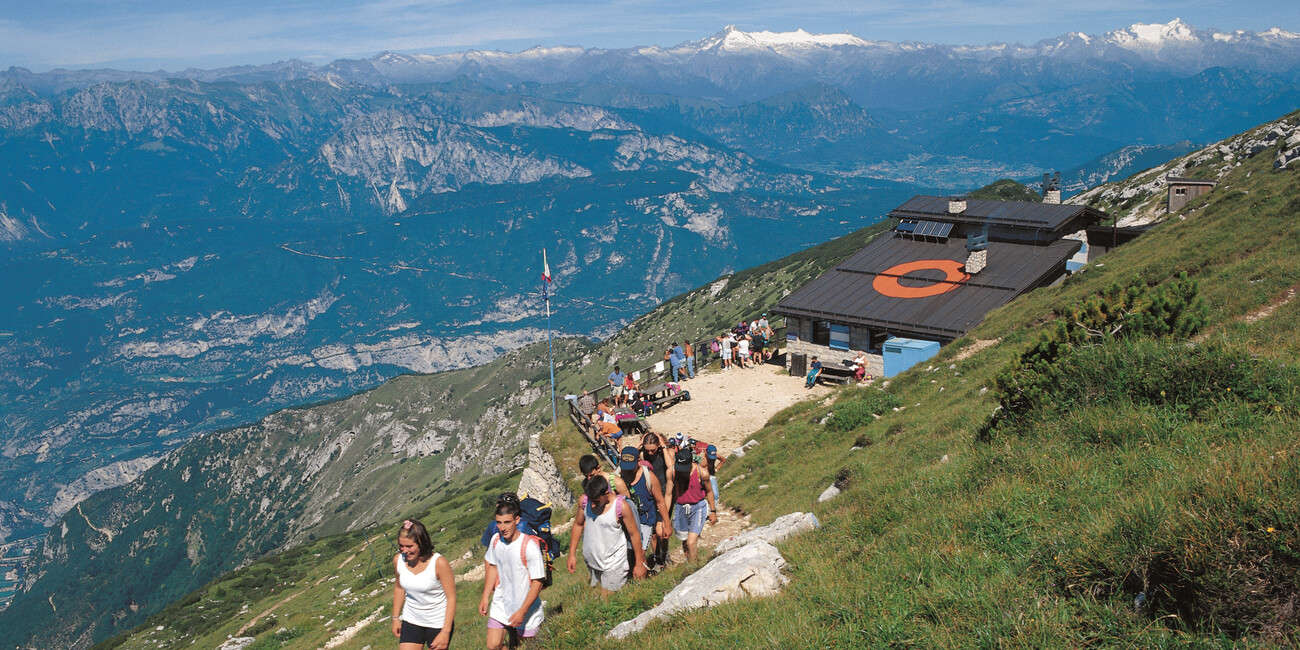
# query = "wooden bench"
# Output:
<box><xmin>816</xmin><ymin>365</ymin><xmax>856</xmax><ymax>385</ymax></box>
<box><xmin>650</xmin><ymin>392</ymin><xmax>687</xmax><ymax>409</ymax></box>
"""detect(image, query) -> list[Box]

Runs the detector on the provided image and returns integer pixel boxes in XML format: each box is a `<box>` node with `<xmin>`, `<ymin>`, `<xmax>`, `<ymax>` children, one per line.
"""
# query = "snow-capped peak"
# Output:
<box><xmin>702</xmin><ymin>25</ymin><xmax>870</xmax><ymax>51</ymax></box>
<box><xmin>1107</xmin><ymin>18</ymin><xmax>1200</xmax><ymax>49</ymax></box>
<box><xmin>1260</xmin><ymin>27</ymin><xmax>1300</xmax><ymax>40</ymax></box>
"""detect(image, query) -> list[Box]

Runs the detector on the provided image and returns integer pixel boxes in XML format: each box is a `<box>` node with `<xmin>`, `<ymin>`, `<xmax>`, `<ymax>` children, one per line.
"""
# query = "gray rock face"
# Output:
<box><xmin>607</xmin><ymin>540</ymin><xmax>788</xmax><ymax>639</ymax></box>
<box><xmin>715</xmin><ymin>511</ymin><xmax>821</xmax><ymax>554</ymax></box>
<box><xmin>516</xmin><ymin>433</ymin><xmax>575</xmax><ymax>510</ymax></box>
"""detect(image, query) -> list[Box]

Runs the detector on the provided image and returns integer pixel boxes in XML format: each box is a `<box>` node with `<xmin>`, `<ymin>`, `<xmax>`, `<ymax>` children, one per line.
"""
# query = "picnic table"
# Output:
<box><xmin>642</xmin><ymin>382</ymin><xmax>688</xmax><ymax>409</ymax></box>
<box><xmin>817</xmin><ymin>365</ymin><xmax>856</xmax><ymax>385</ymax></box>
<box><xmin>612</xmin><ymin>406</ymin><xmax>649</xmax><ymax>437</ymax></box>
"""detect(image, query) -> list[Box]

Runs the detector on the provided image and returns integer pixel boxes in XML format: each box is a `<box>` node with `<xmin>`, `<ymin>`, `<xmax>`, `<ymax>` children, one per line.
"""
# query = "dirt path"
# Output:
<box><xmin>641</xmin><ymin>363</ymin><xmax>833</xmax><ymax>456</ymax></box>
<box><xmin>628</xmin><ymin>362</ymin><xmax>831</xmax><ymax>564</ymax></box>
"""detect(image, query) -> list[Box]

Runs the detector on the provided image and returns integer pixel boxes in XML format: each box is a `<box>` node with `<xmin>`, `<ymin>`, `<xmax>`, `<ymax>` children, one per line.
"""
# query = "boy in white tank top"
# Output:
<box><xmin>566</xmin><ymin>474</ymin><xmax>646</xmax><ymax>595</ymax></box>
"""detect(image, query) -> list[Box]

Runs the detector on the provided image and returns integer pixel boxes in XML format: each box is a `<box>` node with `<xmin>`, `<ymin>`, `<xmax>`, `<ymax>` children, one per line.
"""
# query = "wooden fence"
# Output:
<box><xmin>563</xmin><ymin>325</ymin><xmax>786</xmax><ymax>466</ymax></box>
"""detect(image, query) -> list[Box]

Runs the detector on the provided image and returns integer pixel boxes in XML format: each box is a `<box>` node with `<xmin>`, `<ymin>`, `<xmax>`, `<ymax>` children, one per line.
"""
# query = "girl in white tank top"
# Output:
<box><xmin>396</xmin><ymin>550</ymin><xmax>448</xmax><ymax>628</ymax></box>
<box><xmin>392</xmin><ymin>519</ymin><xmax>457</xmax><ymax>648</ymax></box>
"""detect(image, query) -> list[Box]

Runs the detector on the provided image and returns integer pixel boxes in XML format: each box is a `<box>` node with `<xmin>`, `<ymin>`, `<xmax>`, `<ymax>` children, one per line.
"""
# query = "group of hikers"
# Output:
<box><xmin>391</xmin><ymin>429</ymin><xmax>721</xmax><ymax>649</ymax></box>
<box><xmin>714</xmin><ymin>314</ymin><xmax>775</xmax><ymax>370</ymax></box>
<box><xmin>390</xmin><ymin>317</ymin><xmax>794</xmax><ymax>648</ymax></box>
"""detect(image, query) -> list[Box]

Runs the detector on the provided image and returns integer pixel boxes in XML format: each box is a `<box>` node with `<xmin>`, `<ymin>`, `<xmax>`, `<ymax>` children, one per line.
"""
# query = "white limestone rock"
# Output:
<box><xmin>607</xmin><ymin>540</ymin><xmax>788</xmax><ymax>639</ymax></box>
<box><xmin>715</xmin><ymin>511</ymin><xmax>821</xmax><ymax>554</ymax></box>
<box><xmin>218</xmin><ymin>638</ymin><xmax>256</xmax><ymax>650</ymax></box>
<box><xmin>516</xmin><ymin>433</ymin><xmax>575</xmax><ymax>509</ymax></box>
<box><xmin>817</xmin><ymin>485</ymin><xmax>841</xmax><ymax>503</ymax></box>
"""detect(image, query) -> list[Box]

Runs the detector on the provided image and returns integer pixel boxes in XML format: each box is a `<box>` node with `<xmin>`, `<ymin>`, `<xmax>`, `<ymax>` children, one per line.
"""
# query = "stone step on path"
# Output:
<box><xmin>664</xmin><ymin>504</ymin><xmax>751</xmax><ymax>567</ymax></box>
<box><xmin>608</xmin><ymin>511</ymin><xmax>820</xmax><ymax>640</ymax></box>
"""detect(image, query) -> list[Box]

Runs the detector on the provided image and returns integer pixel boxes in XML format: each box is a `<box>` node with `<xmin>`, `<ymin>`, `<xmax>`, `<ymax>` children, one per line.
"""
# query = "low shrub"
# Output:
<box><xmin>997</xmin><ymin>339</ymin><xmax>1299</xmax><ymax>446</ymax></box>
<box><xmin>247</xmin><ymin>625</ymin><xmax>307</xmax><ymax>650</ymax></box>
<box><xmin>828</xmin><ymin>392</ymin><xmax>903</xmax><ymax>432</ymax></box>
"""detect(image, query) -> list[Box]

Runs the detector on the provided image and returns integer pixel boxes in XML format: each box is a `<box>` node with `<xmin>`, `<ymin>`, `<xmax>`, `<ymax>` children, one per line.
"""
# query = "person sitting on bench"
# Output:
<box><xmin>805</xmin><ymin>356</ymin><xmax>822</xmax><ymax>388</ymax></box>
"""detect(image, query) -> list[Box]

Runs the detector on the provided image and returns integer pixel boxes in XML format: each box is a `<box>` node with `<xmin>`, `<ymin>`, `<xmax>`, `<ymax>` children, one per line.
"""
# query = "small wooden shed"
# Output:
<box><xmin>1166</xmin><ymin>176</ymin><xmax>1217</xmax><ymax>212</ymax></box>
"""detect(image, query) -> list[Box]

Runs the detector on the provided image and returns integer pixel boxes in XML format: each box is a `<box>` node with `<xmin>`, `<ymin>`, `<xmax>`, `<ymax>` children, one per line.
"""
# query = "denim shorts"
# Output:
<box><xmin>672</xmin><ymin>500</ymin><xmax>709</xmax><ymax>540</ymax></box>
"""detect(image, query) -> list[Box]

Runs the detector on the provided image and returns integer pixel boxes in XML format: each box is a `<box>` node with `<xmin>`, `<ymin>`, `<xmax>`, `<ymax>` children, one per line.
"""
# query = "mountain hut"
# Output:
<box><xmin>774</xmin><ymin>195</ymin><xmax>1109</xmax><ymax>377</ymax></box>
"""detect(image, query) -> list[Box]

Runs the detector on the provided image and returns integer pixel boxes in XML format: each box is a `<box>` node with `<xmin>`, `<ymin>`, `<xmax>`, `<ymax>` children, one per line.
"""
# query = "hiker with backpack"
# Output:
<box><xmin>481</xmin><ymin>499</ymin><xmax>547</xmax><ymax>650</ymax></box>
<box><xmin>704</xmin><ymin>444</ymin><xmax>720</xmax><ymax>501</ymax></box>
<box><xmin>639</xmin><ymin>432</ymin><xmax>675</xmax><ymax>569</ymax></box>
<box><xmin>578</xmin><ymin>454</ymin><xmax>632</xmax><ymax>499</ymax></box>
<box><xmin>617</xmin><ymin>446</ymin><xmax>671</xmax><ymax>573</ymax></box>
<box><xmin>566</xmin><ymin>474</ymin><xmax>647</xmax><ymax>595</ymax></box>
<box><xmin>479</xmin><ymin>493</ymin><xmax>561</xmax><ymax>559</ymax></box>
<box><xmin>392</xmin><ymin>519</ymin><xmax>456</xmax><ymax>650</ymax></box>
<box><xmin>672</xmin><ymin>447</ymin><xmax>718</xmax><ymax>563</ymax></box>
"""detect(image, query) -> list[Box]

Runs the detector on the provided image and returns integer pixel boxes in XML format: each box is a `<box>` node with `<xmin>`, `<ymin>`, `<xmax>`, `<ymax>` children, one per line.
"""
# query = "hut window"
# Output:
<box><xmin>812</xmin><ymin>321</ymin><xmax>831</xmax><ymax>346</ymax></box>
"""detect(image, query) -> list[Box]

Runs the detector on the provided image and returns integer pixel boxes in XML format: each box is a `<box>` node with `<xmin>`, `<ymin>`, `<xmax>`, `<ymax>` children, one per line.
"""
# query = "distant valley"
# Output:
<box><xmin>2</xmin><ymin>19</ymin><xmax>1299</xmax><ymax>553</ymax></box>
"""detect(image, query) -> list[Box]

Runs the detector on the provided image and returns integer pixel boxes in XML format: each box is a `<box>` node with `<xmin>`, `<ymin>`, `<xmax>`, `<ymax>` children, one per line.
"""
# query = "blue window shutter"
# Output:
<box><xmin>829</xmin><ymin>324</ymin><xmax>850</xmax><ymax>351</ymax></box>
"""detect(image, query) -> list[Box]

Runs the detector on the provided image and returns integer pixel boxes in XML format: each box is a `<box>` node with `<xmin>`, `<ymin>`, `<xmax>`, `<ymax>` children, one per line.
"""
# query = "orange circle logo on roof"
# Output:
<box><xmin>873</xmin><ymin>259</ymin><xmax>970</xmax><ymax>298</ymax></box>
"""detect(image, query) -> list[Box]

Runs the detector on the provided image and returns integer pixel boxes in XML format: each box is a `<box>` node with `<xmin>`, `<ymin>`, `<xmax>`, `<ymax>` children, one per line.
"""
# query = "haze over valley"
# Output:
<box><xmin>2</xmin><ymin>16</ymin><xmax>1300</xmax><ymax>641</ymax></box>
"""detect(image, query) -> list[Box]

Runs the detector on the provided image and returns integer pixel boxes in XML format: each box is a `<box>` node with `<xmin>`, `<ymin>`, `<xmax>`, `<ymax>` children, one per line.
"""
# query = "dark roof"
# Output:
<box><xmin>1166</xmin><ymin>176</ymin><xmax>1218</xmax><ymax>186</ymax></box>
<box><xmin>888</xmin><ymin>195</ymin><xmax>1106</xmax><ymax>233</ymax></box>
<box><xmin>774</xmin><ymin>233</ymin><xmax>1081</xmax><ymax>341</ymax></box>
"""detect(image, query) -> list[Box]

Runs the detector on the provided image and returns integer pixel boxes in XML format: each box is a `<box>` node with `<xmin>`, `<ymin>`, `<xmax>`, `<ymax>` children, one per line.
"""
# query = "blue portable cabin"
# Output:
<box><xmin>882</xmin><ymin>338</ymin><xmax>942</xmax><ymax>377</ymax></box>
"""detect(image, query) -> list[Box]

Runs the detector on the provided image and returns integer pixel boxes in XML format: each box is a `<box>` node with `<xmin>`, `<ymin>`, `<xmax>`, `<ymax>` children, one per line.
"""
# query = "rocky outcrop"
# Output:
<box><xmin>607</xmin><ymin>511</ymin><xmax>823</xmax><ymax>639</ymax></box>
<box><xmin>516</xmin><ymin>433</ymin><xmax>575</xmax><ymax>510</ymax></box>
<box><xmin>1071</xmin><ymin>114</ymin><xmax>1300</xmax><ymax>226</ymax></box>
<box><xmin>714</xmin><ymin>511</ymin><xmax>820</xmax><ymax>554</ymax></box>
<box><xmin>48</xmin><ymin>456</ymin><xmax>162</xmax><ymax>519</ymax></box>
<box><xmin>607</xmin><ymin>540</ymin><xmax>789</xmax><ymax>639</ymax></box>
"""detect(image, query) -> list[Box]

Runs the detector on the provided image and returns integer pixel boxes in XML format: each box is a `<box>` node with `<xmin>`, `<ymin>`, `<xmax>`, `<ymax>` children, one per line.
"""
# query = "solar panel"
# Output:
<box><xmin>895</xmin><ymin>220</ymin><xmax>917</xmax><ymax>233</ymax></box>
<box><xmin>913</xmin><ymin>220</ymin><xmax>953</xmax><ymax>238</ymax></box>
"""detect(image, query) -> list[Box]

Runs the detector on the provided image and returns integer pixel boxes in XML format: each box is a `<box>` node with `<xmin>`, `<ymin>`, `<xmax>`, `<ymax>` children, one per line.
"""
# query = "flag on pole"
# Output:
<box><xmin>541</xmin><ymin>250</ymin><xmax>551</xmax><ymax>301</ymax></box>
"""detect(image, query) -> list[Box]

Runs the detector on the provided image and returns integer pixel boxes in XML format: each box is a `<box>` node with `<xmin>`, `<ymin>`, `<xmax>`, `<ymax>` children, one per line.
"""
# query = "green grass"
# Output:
<box><xmin>967</xmin><ymin>178</ymin><xmax>1044</xmax><ymax>202</ymax></box>
<box><xmin>528</xmin><ymin>111</ymin><xmax>1300</xmax><ymax>647</ymax></box>
<box><xmin>105</xmin><ymin>110</ymin><xmax>1300</xmax><ymax>649</ymax></box>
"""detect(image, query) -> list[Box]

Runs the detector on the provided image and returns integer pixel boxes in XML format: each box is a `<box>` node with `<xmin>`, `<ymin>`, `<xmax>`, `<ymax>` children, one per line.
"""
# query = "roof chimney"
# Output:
<box><xmin>1041</xmin><ymin>172</ymin><xmax>1061</xmax><ymax>205</ymax></box>
<box><xmin>964</xmin><ymin>225</ymin><xmax>989</xmax><ymax>274</ymax></box>
<box><xmin>948</xmin><ymin>195</ymin><xmax>967</xmax><ymax>214</ymax></box>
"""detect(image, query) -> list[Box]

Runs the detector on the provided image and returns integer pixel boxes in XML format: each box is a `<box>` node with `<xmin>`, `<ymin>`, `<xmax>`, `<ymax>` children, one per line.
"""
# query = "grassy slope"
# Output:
<box><xmin>103</xmin><ymin>112</ymin><xmax>1300</xmax><ymax>649</ymax></box>
<box><xmin>526</xmin><ymin>111</ymin><xmax>1300</xmax><ymax>646</ymax></box>
<box><xmin>967</xmin><ymin>178</ymin><xmax>1044</xmax><ymax>202</ymax></box>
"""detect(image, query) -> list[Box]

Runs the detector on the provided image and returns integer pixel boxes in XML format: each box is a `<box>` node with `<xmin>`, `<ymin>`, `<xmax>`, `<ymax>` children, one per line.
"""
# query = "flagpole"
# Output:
<box><xmin>544</xmin><ymin>251</ymin><xmax>557</xmax><ymax>428</ymax></box>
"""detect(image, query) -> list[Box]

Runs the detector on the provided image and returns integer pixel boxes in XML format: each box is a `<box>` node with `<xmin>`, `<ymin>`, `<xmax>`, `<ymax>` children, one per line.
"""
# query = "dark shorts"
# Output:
<box><xmin>400</xmin><ymin>620</ymin><xmax>451</xmax><ymax>646</ymax></box>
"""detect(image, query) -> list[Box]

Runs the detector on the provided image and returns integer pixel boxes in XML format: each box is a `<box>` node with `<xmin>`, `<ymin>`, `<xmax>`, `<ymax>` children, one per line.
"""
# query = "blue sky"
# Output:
<box><xmin>1</xmin><ymin>0</ymin><xmax>1297</xmax><ymax>72</ymax></box>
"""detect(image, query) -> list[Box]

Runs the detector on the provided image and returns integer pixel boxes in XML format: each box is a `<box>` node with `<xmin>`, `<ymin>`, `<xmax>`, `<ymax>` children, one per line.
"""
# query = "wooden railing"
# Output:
<box><xmin>563</xmin><ymin>325</ymin><xmax>786</xmax><ymax>466</ymax></box>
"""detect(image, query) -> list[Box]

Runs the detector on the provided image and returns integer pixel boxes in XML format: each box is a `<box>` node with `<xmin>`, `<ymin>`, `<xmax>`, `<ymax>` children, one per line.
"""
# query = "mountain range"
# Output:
<box><xmin>2</xmin><ymin>19</ymin><xmax>1299</xmax><ymax>564</ymax></box>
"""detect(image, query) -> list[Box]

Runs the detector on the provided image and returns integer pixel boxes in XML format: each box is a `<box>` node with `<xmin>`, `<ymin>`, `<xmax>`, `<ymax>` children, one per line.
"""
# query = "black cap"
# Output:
<box><xmin>674</xmin><ymin>448</ymin><xmax>693</xmax><ymax>470</ymax></box>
